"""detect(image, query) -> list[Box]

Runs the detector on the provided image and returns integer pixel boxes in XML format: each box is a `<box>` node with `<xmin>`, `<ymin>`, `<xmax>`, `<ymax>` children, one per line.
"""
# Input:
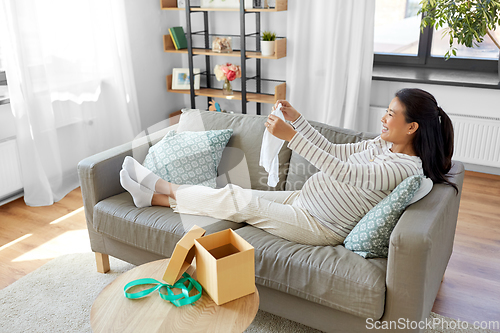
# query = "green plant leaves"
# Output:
<box><xmin>418</xmin><ymin>0</ymin><xmax>500</xmax><ymax>59</ymax></box>
<box><xmin>262</xmin><ymin>30</ymin><xmax>276</xmax><ymax>41</ymax></box>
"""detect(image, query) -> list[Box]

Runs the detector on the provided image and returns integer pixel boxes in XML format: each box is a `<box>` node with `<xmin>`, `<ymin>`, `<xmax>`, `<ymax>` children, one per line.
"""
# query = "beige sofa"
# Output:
<box><xmin>77</xmin><ymin>110</ymin><xmax>464</xmax><ymax>332</ymax></box>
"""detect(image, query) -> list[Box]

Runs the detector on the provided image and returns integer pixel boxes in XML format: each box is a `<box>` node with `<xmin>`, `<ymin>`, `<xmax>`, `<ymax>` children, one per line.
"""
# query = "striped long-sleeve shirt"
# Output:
<box><xmin>287</xmin><ymin>115</ymin><xmax>424</xmax><ymax>241</ymax></box>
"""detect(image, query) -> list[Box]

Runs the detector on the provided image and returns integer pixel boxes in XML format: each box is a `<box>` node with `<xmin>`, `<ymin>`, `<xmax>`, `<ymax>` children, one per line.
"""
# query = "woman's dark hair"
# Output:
<box><xmin>395</xmin><ymin>88</ymin><xmax>458</xmax><ymax>193</ymax></box>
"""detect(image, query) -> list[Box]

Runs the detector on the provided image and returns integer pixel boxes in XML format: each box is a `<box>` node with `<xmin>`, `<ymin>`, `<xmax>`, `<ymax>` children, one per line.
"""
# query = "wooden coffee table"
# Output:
<box><xmin>90</xmin><ymin>258</ymin><xmax>259</xmax><ymax>333</ymax></box>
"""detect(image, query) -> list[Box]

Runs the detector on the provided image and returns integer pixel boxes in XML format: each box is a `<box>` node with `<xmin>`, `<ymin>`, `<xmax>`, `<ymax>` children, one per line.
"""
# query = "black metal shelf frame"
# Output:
<box><xmin>184</xmin><ymin>0</ymin><xmax>282</xmax><ymax>115</ymax></box>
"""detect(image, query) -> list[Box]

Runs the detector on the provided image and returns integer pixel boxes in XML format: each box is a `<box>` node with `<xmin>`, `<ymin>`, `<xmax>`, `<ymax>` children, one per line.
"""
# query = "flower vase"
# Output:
<box><xmin>223</xmin><ymin>78</ymin><xmax>233</xmax><ymax>95</ymax></box>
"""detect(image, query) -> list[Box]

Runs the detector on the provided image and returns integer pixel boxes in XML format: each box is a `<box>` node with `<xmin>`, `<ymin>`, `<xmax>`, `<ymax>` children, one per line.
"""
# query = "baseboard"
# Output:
<box><xmin>0</xmin><ymin>190</ymin><xmax>24</xmax><ymax>206</ymax></box>
<box><xmin>462</xmin><ymin>162</ymin><xmax>500</xmax><ymax>176</ymax></box>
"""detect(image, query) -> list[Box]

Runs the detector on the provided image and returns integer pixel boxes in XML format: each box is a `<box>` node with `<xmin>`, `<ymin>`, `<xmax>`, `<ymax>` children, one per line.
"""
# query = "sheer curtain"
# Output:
<box><xmin>286</xmin><ymin>0</ymin><xmax>375</xmax><ymax>131</ymax></box>
<box><xmin>0</xmin><ymin>0</ymin><xmax>141</xmax><ymax>206</ymax></box>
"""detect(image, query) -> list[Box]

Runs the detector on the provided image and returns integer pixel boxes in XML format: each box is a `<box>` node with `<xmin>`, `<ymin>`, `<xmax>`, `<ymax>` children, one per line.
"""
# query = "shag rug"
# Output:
<box><xmin>0</xmin><ymin>253</ymin><xmax>496</xmax><ymax>333</ymax></box>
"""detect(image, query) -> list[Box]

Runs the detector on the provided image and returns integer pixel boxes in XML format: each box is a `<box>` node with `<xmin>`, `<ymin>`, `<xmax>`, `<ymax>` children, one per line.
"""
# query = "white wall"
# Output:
<box><xmin>370</xmin><ymin>80</ymin><xmax>500</xmax><ymax>119</ymax></box>
<box><xmin>122</xmin><ymin>0</ymin><xmax>186</xmax><ymax>130</ymax></box>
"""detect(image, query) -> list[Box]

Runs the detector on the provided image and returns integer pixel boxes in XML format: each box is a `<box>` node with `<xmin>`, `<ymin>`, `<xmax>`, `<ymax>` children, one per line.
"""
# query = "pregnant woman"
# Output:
<box><xmin>119</xmin><ymin>88</ymin><xmax>456</xmax><ymax>246</ymax></box>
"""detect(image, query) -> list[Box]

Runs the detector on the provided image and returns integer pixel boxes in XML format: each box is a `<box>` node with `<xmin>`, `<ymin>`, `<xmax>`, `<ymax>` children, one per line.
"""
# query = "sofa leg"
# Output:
<box><xmin>95</xmin><ymin>252</ymin><xmax>110</xmax><ymax>273</ymax></box>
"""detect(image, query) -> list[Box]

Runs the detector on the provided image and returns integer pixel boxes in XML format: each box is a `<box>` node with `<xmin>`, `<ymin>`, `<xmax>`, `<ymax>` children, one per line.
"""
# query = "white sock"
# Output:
<box><xmin>120</xmin><ymin>169</ymin><xmax>153</xmax><ymax>208</ymax></box>
<box><xmin>123</xmin><ymin>156</ymin><xmax>160</xmax><ymax>191</ymax></box>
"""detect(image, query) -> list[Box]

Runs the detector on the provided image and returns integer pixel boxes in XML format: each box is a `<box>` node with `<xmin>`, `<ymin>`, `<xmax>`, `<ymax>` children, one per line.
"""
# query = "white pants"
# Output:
<box><xmin>169</xmin><ymin>184</ymin><xmax>343</xmax><ymax>246</ymax></box>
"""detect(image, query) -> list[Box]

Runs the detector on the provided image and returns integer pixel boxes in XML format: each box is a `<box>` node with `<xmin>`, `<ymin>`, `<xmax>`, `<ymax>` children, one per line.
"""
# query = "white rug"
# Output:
<box><xmin>0</xmin><ymin>253</ymin><xmax>496</xmax><ymax>333</ymax></box>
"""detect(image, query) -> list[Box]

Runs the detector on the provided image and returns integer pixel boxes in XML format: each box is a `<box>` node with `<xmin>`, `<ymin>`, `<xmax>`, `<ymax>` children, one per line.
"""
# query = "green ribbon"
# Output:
<box><xmin>124</xmin><ymin>272</ymin><xmax>202</xmax><ymax>307</ymax></box>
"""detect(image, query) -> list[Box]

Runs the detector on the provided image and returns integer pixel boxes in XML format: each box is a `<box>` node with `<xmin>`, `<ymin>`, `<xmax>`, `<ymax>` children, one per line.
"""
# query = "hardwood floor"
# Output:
<box><xmin>0</xmin><ymin>188</ymin><xmax>89</xmax><ymax>288</ymax></box>
<box><xmin>0</xmin><ymin>171</ymin><xmax>499</xmax><ymax>329</ymax></box>
<box><xmin>431</xmin><ymin>171</ymin><xmax>500</xmax><ymax>329</ymax></box>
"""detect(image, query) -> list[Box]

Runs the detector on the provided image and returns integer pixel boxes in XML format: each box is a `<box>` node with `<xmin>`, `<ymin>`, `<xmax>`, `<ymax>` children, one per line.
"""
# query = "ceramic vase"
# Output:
<box><xmin>261</xmin><ymin>40</ymin><xmax>275</xmax><ymax>57</ymax></box>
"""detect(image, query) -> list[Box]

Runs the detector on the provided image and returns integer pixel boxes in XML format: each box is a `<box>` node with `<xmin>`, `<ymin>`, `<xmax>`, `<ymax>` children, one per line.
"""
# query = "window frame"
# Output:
<box><xmin>373</xmin><ymin>15</ymin><xmax>499</xmax><ymax>73</ymax></box>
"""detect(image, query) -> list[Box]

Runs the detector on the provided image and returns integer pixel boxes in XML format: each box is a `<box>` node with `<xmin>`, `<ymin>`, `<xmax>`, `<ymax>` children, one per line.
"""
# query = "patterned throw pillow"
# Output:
<box><xmin>343</xmin><ymin>175</ymin><xmax>422</xmax><ymax>258</ymax></box>
<box><xmin>142</xmin><ymin>129</ymin><xmax>233</xmax><ymax>188</ymax></box>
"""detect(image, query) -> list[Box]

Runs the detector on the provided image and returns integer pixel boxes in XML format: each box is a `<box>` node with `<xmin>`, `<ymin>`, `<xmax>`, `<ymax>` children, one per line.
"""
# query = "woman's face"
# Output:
<box><xmin>380</xmin><ymin>97</ymin><xmax>412</xmax><ymax>143</ymax></box>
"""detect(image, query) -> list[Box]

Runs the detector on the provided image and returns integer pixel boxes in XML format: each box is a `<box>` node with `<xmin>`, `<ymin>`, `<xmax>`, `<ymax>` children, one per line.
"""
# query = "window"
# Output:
<box><xmin>374</xmin><ymin>0</ymin><xmax>500</xmax><ymax>72</ymax></box>
<box><xmin>374</xmin><ymin>0</ymin><xmax>421</xmax><ymax>56</ymax></box>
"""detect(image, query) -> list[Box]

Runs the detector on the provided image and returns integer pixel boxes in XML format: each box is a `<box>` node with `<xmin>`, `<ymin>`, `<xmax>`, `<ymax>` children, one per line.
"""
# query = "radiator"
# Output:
<box><xmin>0</xmin><ymin>139</ymin><xmax>23</xmax><ymax>200</ymax></box>
<box><xmin>369</xmin><ymin>107</ymin><xmax>500</xmax><ymax>169</ymax></box>
<box><xmin>449</xmin><ymin>113</ymin><xmax>500</xmax><ymax>168</ymax></box>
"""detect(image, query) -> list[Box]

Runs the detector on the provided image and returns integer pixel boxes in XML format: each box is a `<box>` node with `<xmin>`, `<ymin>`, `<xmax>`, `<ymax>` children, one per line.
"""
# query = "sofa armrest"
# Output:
<box><xmin>77</xmin><ymin>141</ymin><xmax>132</xmax><ymax>227</ymax></box>
<box><xmin>381</xmin><ymin>161</ymin><xmax>465</xmax><ymax>329</ymax></box>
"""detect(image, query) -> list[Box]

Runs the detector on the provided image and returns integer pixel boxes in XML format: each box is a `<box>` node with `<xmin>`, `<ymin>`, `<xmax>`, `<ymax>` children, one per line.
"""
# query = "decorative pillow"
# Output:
<box><xmin>343</xmin><ymin>175</ymin><xmax>422</xmax><ymax>258</ymax></box>
<box><xmin>142</xmin><ymin>129</ymin><xmax>233</xmax><ymax>188</ymax></box>
<box><xmin>407</xmin><ymin>177</ymin><xmax>433</xmax><ymax>205</ymax></box>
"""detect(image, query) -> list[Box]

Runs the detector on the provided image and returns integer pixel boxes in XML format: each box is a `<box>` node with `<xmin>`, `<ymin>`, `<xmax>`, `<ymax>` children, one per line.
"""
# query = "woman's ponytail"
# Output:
<box><xmin>438</xmin><ymin>107</ymin><xmax>454</xmax><ymax>172</ymax></box>
<box><xmin>395</xmin><ymin>89</ymin><xmax>459</xmax><ymax>194</ymax></box>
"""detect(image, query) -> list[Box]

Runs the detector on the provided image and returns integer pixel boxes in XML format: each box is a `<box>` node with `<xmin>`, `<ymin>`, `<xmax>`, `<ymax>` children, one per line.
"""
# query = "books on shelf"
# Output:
<box><xmin>169</xmin><ymin>27</ymin><xmax>188</xmax><ymax>50</ymax></box>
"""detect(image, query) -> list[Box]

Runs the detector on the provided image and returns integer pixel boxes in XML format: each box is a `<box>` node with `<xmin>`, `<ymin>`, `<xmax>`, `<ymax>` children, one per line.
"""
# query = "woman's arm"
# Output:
<box><xmin>276</xmin><ymin>100</ymin><xmax>371</xmax><ymax>160</ymax></box>
<box><xmin>291</xmin><ymin>115</ymin><xmax>373</xmax><ymax>161</ymax></box>
<box><xmin>288</xmin><ymin>133</ymin><xmax>421</xmax><ymax>191</ymax></box>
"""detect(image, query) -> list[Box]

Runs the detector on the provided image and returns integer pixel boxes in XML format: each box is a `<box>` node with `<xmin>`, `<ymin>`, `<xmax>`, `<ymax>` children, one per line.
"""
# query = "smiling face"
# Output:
<box><xmin>380</xmin><ymin>97</ymin><xmax>416</xmax><ymax>145</ymax></box>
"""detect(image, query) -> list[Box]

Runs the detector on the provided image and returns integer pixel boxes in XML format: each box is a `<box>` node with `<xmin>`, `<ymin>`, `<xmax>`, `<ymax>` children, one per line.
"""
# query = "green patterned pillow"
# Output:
<box><xmin>142</xmin><ymin>129</ymin><xmax>233</xmax><ymax>188</ymax></box>
<box><xmin>343</xmin><ymin>175</ymin><xmax>422</xmax><ymax>258</ymax></box>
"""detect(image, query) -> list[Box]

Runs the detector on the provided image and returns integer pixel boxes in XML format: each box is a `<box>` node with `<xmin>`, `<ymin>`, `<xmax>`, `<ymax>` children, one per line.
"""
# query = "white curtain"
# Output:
<box><xmin>286</xmin><ymin>0</ymin><xmax>375</xmax><ymax>131</ymax></box>
<box><xmin>0</xmin><ymin>0</ymin><xmax>141</xmax><ymax>206</ymax></box>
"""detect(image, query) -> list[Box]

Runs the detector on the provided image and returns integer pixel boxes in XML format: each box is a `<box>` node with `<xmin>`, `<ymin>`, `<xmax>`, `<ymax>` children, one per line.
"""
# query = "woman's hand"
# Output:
<box><xmin>273</xmin><ymin>100</ymin><xmax>301</xmax><ymax>123</ymax></box>
<box><xmin>265</xmin><ymin>114</ymin><xmax>297</xmax><ymax>142</ymax></box>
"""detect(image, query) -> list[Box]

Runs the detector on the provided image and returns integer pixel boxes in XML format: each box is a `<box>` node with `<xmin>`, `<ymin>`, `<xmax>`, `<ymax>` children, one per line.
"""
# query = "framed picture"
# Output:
<box><xmin>200</xmin><ymin>0</ymin><xmax>253</xmax><ymax>9</ymax></box>
<box><xmin>172</xmin><ymin>68</ymin><xmax>201</xmax><ymax>90</ymax></box>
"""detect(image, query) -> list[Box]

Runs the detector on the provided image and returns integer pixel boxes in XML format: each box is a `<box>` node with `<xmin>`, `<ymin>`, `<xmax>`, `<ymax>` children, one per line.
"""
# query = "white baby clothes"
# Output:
<box><xmin>259</xmin><ymin>103</ymin><xmax>285</xmax><ymax>187</ymax></box>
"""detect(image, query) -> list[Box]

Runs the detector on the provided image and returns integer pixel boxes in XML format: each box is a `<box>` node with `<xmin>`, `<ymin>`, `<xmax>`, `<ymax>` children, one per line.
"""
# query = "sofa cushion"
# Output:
<box><xmin>142</xmin><ymin>129</ymin><xmax>233</xmax><ymax>188</ymax></box>
<box><xmin>176</xmin><ymin>110</ymin><xmax>292</xmax><ymax>191</ymax></box>
<box><xmin>285</xmin><ymin>120</ymin><xmax>378</xmax><ymax>191</ymax></box>
<box><xmin>235</xmin><ymin>226</ymin><xmax>387</xmax><ymax>319</ymax></box>
<box><xmin>344</xmin><ymin>175</ymin><xmax>423</xmax><ymax>258</ymax></box>
<box><xmin>93</xmin><ymin>192</ymin><xmax>243</xmax><ymax>257</ymax></box>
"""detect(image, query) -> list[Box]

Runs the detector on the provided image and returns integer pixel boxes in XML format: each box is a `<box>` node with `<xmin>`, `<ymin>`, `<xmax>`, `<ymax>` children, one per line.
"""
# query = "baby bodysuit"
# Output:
<box><xmin>259</xmin><ymin>104</ymin><xmax>285</xmax><ymax>187</ymax></box>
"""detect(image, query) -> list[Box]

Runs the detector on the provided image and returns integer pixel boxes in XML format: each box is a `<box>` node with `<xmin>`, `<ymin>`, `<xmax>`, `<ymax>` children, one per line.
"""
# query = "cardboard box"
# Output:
<box><xmin>163</xmin><ymin>225</ymin><xmax>206</xmax><ymax>285</ymax></box>
<box><xmin>194</xmin><ymin>229</ymin><xmax>255</xmax><ymax>305</ymax></box>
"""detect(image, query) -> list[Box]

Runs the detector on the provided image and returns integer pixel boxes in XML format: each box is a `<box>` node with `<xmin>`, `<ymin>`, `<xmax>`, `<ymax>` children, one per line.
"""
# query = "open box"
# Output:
<box><xmin>162</xmin><ymin>225</ymin><xmax>206</xmax><ymax>285</ymax></box>
<box><xmin>194</xmin><ymin>228</ymin><xmax>255</xmax><ymax>305</ymax></box>
<box><xmin>162</xmin><ymin>226</ymin><xmax>255</xmax><ymax>305</ymax></box>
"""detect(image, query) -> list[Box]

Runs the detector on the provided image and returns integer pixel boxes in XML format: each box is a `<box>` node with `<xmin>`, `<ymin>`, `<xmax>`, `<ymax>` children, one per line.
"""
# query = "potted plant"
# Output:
<box><xmin>261</xmin><ymin>31</ymin><xmax>276</xmax><ymax>57</ymax></box>
<box><xmin>419</xmin><ymin>0</ymin><xmax>500</xmax><ymax>77</ymax></box>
